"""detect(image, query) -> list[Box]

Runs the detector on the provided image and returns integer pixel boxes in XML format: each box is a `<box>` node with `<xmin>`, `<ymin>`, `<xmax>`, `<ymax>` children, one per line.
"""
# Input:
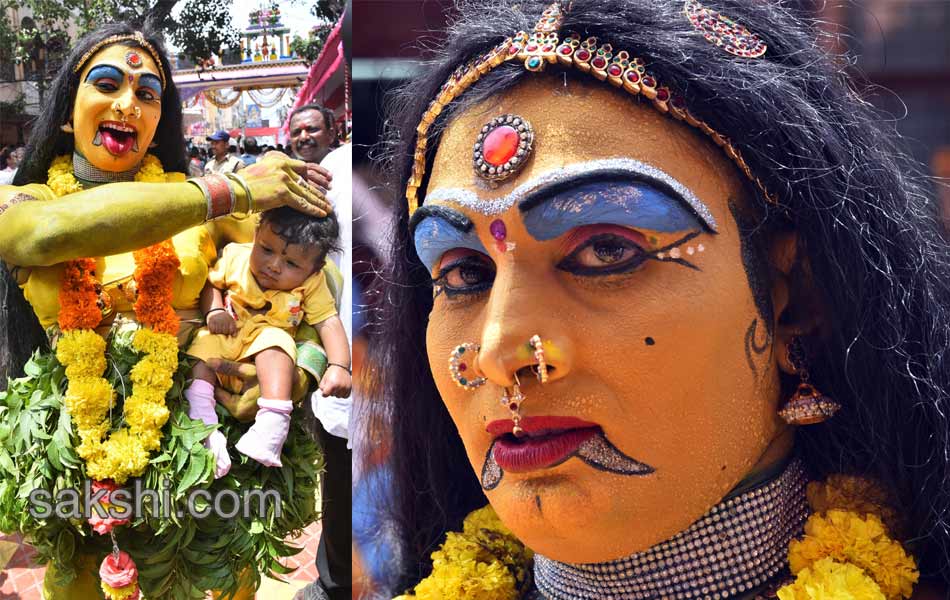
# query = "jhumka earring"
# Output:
<box><xmin>448</xmin><ymin>343</ymin><xmax>487</xmax><ymax>390</ymax></box>
<box><xmin>529</xmin><ymin>334</ymin><xmax>548</xmax><ymax>383</ymax></box>
<box><xmin>501</xmin><ymin>374</ymin><xmax>526</xmax><ymax>437</ymax></box>
<box><xmin>778</xmin><ymin>337</ymin><xmax>841</xmax><ymax>425</ymax></box>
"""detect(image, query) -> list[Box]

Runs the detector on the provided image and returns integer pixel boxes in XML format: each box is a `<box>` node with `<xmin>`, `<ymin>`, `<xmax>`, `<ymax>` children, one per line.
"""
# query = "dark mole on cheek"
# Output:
<box><xmin>535</xmin><ymin>495</ymin><xmax>542</xmax><ymax>512</ymax></box>
<box><xmin>721</xmin><ymin>465</ymin><xmax>727</xmax><ymax>471</ymax></box>
<box><xmin>644</xmin><ymin>337</ymin><xmax>655</xmax><ymax>346</ymax></box>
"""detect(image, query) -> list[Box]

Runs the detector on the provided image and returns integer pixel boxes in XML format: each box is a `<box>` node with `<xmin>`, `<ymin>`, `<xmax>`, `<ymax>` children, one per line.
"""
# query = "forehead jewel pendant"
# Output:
<box><xmin>126</xmin><ymin>51</ymin><xmax>143</xmax><ymax>68</ymax></box>
<box><xmin>473</xmin><ymin>114</ymin><xmax>535</xmax><ymax>183</ymax></box>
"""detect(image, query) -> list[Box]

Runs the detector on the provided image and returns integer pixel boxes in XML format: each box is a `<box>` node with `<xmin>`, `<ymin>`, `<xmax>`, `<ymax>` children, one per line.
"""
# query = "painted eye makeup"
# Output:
<box><xmin>557</xmin><ymin>225</ymin><xmax>651</xmax><ymax>276</ymax></box>
<box><xmin>432</xmin><ymin>249</ymin><xmax>496</xmax><ymax>298</ymax></box>
<box><xmin>557</xmin><ymin>224</ymin><xmax>705</xmax><ymax>276</ymax></box>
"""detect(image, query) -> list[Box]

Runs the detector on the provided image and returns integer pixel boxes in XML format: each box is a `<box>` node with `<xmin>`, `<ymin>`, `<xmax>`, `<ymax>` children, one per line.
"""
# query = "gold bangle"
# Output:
<box><xmin>224</xmin><ymin>173</ymin><xmax>253</xmax><ymax>219</ymax></box>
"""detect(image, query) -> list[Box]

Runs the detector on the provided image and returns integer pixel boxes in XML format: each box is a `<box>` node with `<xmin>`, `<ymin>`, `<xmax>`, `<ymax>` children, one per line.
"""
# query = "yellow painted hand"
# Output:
<box><xmin>239</xmin><ymin>152</ymin><xmax>334</xmax><ymax>217</ymax></box>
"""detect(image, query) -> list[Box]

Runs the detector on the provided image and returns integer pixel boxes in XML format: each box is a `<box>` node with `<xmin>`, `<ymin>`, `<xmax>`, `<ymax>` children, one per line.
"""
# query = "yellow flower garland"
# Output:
<box><xmin>48</xmin><ymin>154</ymin><xmax>177</xmax><ymax>484</ymax></box>
<box><xmin>782</xmin><ymin>506</ymin><xmax>918</xmax><ymax>599</ymax></box>
<box><xmin>394</xmin><ymin>506</ymin><xmax>533</xmax><ymax>600</ymax></box>
<box><xmin>778</xmin><ymin>557</ymin><xmax>885</xmax><ymax>600</ymax></box>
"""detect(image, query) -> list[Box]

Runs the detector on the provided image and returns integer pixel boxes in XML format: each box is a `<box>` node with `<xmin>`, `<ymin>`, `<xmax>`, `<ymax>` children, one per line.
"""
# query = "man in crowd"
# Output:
<box><xmin>239</xmin><ymin>137</ymin><xmax>261</xmax><ymax>166</ymax></box>
<box><xmin>288</xmin><ymin>104</ymin><xmax>337</xmax><ymax>164</ymax></box>
<box><xmin>204</xmin><ymin>130</ymin><xmax>244</xmax><ymax>174</ymax></box>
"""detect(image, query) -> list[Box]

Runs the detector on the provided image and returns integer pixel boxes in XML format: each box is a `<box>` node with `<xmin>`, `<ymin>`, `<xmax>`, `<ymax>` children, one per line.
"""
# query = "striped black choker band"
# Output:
<box><xmin>73</xmin><ymin>152</ymin><xmax>140</xmax><ymax>184</ymax></box>
<box><xmin>531</xmin><ymin>458</ymin><xmax>808</xmax><ymax>600</ymax></box>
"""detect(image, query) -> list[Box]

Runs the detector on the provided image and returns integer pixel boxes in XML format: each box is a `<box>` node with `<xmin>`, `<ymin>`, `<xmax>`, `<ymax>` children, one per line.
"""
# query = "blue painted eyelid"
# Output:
<box><xmin>522</xmin><ymin>180</ymin><xmax>702</xmax><ymax>242</ymax></box>
<box><xmin>85</xmin><ymin>65</ymin><xmax>124</xmax><ymax>83</ymax></box>
<box><xmin>138</xmin><ymin>74</ymin><xmax>163</xmax><ymax>96</ymax></box>
<box><xmin>85</xmin><ymin>65</ymin><xmax>163</xmax><ymax>95</ymax></box>
<box><xmin>413</xmin><ymin>216</ymin><xmax>488</xmax><ymax>274</ymax></box>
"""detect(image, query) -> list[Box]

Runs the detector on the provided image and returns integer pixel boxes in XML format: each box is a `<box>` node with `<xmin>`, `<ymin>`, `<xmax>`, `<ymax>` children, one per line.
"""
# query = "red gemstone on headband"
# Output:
<box><xmin>575</xmin><ymin>49</ymin><xmax>591</xmax><ymax>61</ymax></box>
<box><xmin>459</xmin><ymin>363</ymin><xmax>467</xmax><ymax>372</ymax></box>
<box><xmin>656</xmin><ymin>88</ymin><xmax>671</xmax><ymax>101</ymax></box>
<box><xmin>591</xmin><ymin>56</ymin><xmax>607</xmax><ymax>69</ymax></box>
<box><xmin>482</xmin><ymin>126</ymin><xmax>520</xmax><ymax>166</ymax></box>
<box><xmin>558</xmin><ymin>45</ymin><xmax>572</xmax><ymax>55</ymax></box>
<box><xmin>626</xmin><ymin>71</ymin><xmax>640</xmax><ymax>83</ymax></box>
<box><xmin>642</xmin><ymin>75</ymin><xmax>656</xmax><ymax>87</ymax></box>
<box><xmin>607</xmin><ymin>64</ymin><xmax>623</xmax><ymax>77</ymax></box>
<box><xmin>526</xmin><ymin>44</ymin><xmax>539</xmax><ymax>52</ymax></box>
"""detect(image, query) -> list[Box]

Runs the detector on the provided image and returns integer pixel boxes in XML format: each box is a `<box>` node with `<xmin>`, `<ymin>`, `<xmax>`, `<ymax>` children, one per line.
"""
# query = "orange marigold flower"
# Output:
<box><xmin>58</xmin><ymin>258</ymin><xmax>102</xmax><ymax>330</ymax></box>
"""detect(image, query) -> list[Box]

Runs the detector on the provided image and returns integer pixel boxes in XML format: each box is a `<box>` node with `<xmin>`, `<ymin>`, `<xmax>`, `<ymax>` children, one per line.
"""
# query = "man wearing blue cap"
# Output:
<box><xmin>204</xmin><ymin>130</ymin><xmax>244</xmax><ymax>174</ymax></box>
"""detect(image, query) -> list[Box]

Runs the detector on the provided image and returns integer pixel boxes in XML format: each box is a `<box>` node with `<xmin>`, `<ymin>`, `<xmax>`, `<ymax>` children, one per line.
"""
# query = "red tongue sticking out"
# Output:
<box><xmin>100</xmin><ymin>128</ymin><xmax>135</xmax><ymax>155</ymax></box>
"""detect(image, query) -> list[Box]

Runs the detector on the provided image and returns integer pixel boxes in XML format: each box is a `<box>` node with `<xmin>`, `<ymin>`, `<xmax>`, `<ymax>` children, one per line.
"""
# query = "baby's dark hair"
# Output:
<box><xmin>258</xmin><ymin>207</ymin><xmax>341</xmax><ymax>266</ymax></box>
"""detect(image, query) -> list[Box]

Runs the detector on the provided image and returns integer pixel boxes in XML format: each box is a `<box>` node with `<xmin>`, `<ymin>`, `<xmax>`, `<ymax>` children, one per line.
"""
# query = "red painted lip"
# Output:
<box><xmin>488</xmin><ymin>416</ymin><xmax>601</xmax><ymax>473</ymax></box>
<box><xmin>486</xmin><ymin>416</ymin><xmax>599</xmax><ymax>438</ymax></box>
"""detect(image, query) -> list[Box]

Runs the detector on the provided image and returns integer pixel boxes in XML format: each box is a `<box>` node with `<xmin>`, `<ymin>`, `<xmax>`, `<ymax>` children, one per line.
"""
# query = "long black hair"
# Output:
<box><xmin>368</xmin><ymin>0</ymin><xmax>950</xmax><ymax>591</ymax></box>
<box><xmin>0</xmin><ymin>22</ymin><xmax>186</xmax><ymax>385</ymax></box>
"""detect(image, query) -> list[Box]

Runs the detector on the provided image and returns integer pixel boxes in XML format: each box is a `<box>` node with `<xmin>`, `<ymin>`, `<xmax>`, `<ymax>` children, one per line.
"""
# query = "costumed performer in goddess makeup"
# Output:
<box><xmin>366</xmin><ymin>1</ymin><xmax>950</xmax><ymax>598</ymax></box>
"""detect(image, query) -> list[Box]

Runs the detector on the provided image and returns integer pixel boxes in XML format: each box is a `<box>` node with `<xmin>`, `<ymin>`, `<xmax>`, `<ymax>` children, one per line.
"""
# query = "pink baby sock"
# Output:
<box><xmin>235</xmin><ymin>398</ymin><xmax>293</xmax><ymax>468</ymax></box>
<box><xmin>185</xmin><ymin>379</ymin><xmax>232</xmax><ymax>478</ymax></box>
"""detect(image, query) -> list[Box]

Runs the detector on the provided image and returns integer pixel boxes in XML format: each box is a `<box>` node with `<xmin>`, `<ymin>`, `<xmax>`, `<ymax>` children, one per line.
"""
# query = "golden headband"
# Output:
<box><xmin>72</xmin><ymin>32</ymin><xmax>166</xmax><ymax>89</ymax></box>
<box><xmin>406</xmin><ymin>2</ymin><xmax>776</xmax><ymax>215</ymax></box>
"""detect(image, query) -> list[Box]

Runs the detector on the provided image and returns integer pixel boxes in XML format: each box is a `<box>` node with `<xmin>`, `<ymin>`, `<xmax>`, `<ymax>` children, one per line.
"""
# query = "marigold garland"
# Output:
<box><xmin>777</xmin><ymin>557</ymin><xmax>885</xmax><ymax>600</ymax></box>
<box><xmin>49</xmin><ymin>154</ymin><xmax>179</xmax><ymax>485</ymax></box>
<box><xmin>394</xmin><ymin>505</ymin><xmax>533</xmax><ymax>600</ymax></box>
<box><xmin>784</xmin><ymin>509</ymin><xmax>918</xmax><ymax>600</ymax></box>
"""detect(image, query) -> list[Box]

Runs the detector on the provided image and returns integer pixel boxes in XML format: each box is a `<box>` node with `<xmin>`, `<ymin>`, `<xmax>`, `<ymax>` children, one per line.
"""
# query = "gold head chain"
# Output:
<box><xmin>406</xmin><ymin>1</ymin><xmax>776</xmax><ymax>216</ymax></box>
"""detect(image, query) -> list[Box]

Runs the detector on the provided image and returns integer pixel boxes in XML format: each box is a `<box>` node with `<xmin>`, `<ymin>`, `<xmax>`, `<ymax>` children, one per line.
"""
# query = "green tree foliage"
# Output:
<box><xmin>288</xmin><ymin>0</ymin><xmax>343</xmax><ymax>61</ymax></box>
<box><xmin>0</xmin><ymin>0</ymin><xmax>241</xmax><ymax>90</ymax></box>
<box><xmin>168</xmin><ymin>0</ymin><xmax>240</xmax><ymax>64</ymax></box>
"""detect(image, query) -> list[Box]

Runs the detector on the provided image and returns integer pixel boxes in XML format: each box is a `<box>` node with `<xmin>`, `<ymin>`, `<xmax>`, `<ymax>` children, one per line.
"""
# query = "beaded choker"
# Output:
<box><xmin>531</xmin><ymin>458</ymin><xmax>808</xmax><ymax>600</ymax></box>
<box><xmin>73</xmin><ymin>152</ymin><xmax>141</xmax><ymax>185</ymax></box>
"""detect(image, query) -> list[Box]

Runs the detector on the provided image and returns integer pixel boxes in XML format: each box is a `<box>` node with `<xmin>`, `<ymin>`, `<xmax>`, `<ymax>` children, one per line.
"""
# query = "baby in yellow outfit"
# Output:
<box><xmin>186</xmin><ymin>207</ymin><xmax>351</xmax><ymax>474</ymax></box>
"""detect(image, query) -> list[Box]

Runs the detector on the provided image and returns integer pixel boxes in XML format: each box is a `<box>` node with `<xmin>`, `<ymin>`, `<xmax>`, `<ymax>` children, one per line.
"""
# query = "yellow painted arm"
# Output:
<box><xmin>0</xmin><ymin>182</ymin><xmax>208</xmax><ymax>267</ymax></box>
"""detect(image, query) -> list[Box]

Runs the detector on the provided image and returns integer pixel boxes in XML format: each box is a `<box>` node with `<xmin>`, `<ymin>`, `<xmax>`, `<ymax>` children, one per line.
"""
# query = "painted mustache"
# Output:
<box><xmin>481</xmin><ymin>430</ymin><xmax>655</xmax><ymax>490</ymax></box>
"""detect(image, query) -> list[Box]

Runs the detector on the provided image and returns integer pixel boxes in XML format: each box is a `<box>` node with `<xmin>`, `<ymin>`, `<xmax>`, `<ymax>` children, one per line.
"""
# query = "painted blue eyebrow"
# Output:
<box><xmin>413</xmin><ymin>213</ymin><xmax>488</xmax><ymax>273</ymax></box>
<box><xmin>85</xmin><ymin>65</ymin><xmax>123</xmax><ymax>83</ymax></box>
<box><xmin>521</xmin><ymin>178</ymin><xmax>702</xmax><ymax>242</ymax></box>
<box><xmin>138</xmin><ymin>74</ymin><xmax>163</xmax><ymax>96</ymax></box>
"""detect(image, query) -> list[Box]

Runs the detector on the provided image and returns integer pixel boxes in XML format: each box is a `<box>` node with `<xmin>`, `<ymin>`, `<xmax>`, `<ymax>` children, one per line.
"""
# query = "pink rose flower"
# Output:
<box><xmin>87</xmin><ymin>479</ymin><xmax>130</xmax><ymax>535</ymax></box>
<box><xmin>99</xmin><ymin>550</ymin><xmax>139</xmax><ymax>589</ymax></box>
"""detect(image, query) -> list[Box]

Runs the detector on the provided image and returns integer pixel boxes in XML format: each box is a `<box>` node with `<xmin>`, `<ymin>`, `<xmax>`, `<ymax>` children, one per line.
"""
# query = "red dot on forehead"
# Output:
<box><xmin>482</xmin><ymin>125</ymin><xmax>520</xmax><ymax>166</ymax></box>
<box><xmin>126</xmin><ymin>51</ymin><xmax>142</xmax><ymax>68</ymax></box>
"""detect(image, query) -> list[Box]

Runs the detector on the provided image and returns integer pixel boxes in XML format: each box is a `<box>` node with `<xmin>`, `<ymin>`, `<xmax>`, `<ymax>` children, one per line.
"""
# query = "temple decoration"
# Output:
<box><xmin>242</xmin><ymin>2</ymin><xmax>294</xmax><ymax>63</ymax></box>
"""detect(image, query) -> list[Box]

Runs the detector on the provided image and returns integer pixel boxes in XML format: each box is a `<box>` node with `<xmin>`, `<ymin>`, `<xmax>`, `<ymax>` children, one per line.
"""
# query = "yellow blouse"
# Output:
<box><xmin>22</xmin><ymin>224</ymin><xmax>217</xmax><ymax>327</ymax></box>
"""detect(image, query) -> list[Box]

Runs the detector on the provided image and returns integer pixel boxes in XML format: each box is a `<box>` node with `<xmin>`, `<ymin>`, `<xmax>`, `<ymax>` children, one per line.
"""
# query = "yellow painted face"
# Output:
<box><xmin>417</xmin><ymin>77</ymin><xmax>792</xmax><ymax>562</ymax></box>
<box><xmin>72</xmin><ymin>43</ymin><xmax>163</xmax><ymax>172</ymax></box>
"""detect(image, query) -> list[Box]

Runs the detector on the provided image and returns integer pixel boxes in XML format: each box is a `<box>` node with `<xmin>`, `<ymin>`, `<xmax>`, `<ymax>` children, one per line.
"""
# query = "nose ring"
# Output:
<box><xmin>501</xmin><ymin>373</ymin><xmax>526</xmax><ymax>437</ymax></box>
<box><xmin>529</xmin><ymin>334</ymin><xmax>548</xmax><ymax>383</ymax></box>
<box><xmin>111</xmin><ymin>101</ymin><xmax>128</xmax><ymax>123</ymax></box>
<box><xmin>448</xmin><ymin>343</ymin><xmax>486</xmax><ymax>390</ymax></box>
